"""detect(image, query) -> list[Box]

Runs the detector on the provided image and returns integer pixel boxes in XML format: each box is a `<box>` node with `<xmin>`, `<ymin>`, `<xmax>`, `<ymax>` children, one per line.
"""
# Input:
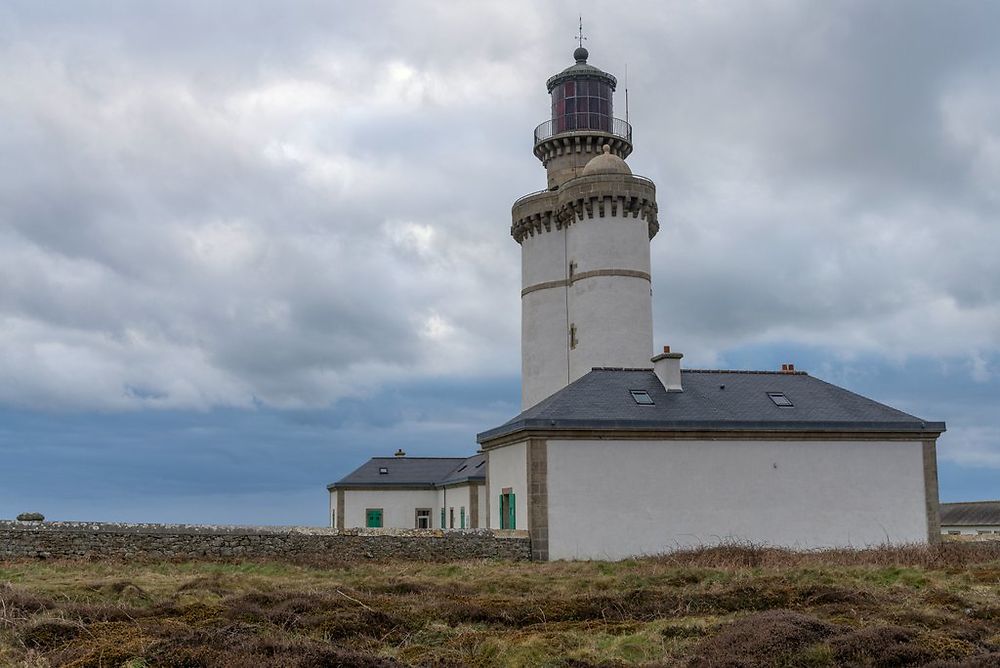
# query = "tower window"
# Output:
<box><xmin>630</xmin><ymin>390</ymin><xmax>654</xmax><ymax>405</ymax></box>
<box><xmin>551</xmin><ymin>78</ymin><xmax>614</xmax><ymax>133</ymax></box>
<box><xmin>767</xmin><ymin>392</ymin><xmax>794</xmax><ymax>407</ymax></box>
<box><xmin>569</xmin><ymin>323</ymin><xmax>578</xmax><ymax>349</ymax></box>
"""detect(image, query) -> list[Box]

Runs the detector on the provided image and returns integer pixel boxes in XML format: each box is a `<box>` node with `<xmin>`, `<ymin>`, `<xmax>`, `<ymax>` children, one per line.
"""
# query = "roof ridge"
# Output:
<box><xmin>588</xmin><ymin>367</ymin><xmax>812</xmax><ymax>375</ymax></box>
<box><xmin>683</xmin><ymin>369</ymin><xmax>809</xmax><ymax>375</ymax></box>
<box><xmin>591</xmin><ymin>367</ymin><xmax>654</xmax><ymax>372</ymax></box>
<box><xmin>369</xmin><ymin>456</ymin><xmax>466</xmax><ymax>461</ymax></box>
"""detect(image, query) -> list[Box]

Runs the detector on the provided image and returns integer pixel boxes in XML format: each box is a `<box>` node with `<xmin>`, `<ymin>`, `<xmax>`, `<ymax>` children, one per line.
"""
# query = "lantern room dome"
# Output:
<box><xmin>582</xmin><ymin>144</ymin><xmax>632</xmax><ymax>176</ymax></box>
<box><xmin>546</xmin><ymin>49</ymin><xmax>617</xmax><ymax>93</ymax></box>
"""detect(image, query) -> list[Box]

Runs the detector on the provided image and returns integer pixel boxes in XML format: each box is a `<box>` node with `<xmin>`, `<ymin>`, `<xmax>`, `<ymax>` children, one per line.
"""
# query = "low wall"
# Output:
<box><xmin>943</xmin><ymin>533</ymin><xmax>1000</xmax><ymax>543</ymax></box>
<box><xmin>0</xmin><ymin>521</ymin><xmax>531</xmax><ymax>561</ymax></box>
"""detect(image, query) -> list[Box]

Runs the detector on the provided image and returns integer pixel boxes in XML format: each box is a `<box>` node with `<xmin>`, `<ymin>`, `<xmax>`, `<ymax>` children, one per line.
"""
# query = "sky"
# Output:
<box><xmin>1</xmin><ymin>1</ymin><xmax>998</xmax><ymax>525</ymax></box>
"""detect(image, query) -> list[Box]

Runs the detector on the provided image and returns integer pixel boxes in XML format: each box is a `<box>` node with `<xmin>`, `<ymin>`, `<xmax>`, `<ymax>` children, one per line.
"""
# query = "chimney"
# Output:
<box><xmin>780</xmin><ymin>363</ymin><xmax>795</xmax><ymax>374</ymax></box>
<box><xmin>651</xmin><ymin>345</ymin><xmax>683</xmax><ymax>392</ymax></box>
<box><xmin>394</xmin><ymin>448</ymin><xmax>406</xmax><ymax>457</ymax></box>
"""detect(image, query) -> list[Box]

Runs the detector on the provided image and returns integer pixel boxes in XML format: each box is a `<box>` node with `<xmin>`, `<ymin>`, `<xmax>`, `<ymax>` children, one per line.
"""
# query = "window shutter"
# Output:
<box><xmin>440</xmin><ymin>508</ymin><xmax>445</xmax><ymax>529</ymax></box>
<box><xmin>509</xmin><ymin>493</ymin><xmax>516</xmax><ymax>530</ymax></box>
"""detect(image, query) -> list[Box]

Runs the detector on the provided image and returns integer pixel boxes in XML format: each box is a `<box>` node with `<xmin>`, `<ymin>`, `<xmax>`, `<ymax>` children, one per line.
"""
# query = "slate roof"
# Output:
<box><xmin>328</xmin><ymin>454</ymin><xmax>485</xmax><ymax>490</ymax></box>
<box><xmin>439</xmin><ymin>453</ymin><xmax>487</xmax><ymax>486</ymax></box>
<box><xmin>940</xmin><ymin>501</ymin><xmax>1000</xmax><ymax>526</ymax></box>
<box><xmin>477</xmin><ymin>368</ymin><xmax>946</xmax><ymax>443</ymax></box>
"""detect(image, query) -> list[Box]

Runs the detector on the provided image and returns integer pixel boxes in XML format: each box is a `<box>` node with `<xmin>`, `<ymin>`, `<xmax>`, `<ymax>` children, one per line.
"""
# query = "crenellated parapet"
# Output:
<box><xmin>533</xmin><ymin>131</ymin><xmax>633</xmax><ymax>166</ymax></box>
<box><xmin>533</xmin><ymin>132</ymin><xmax>633</xmax><ymax>189</ymax></box>
<box><xmin>511</xmin><ymin>173</ymin><xmax>658</xmax><ymax>244</ymax></box>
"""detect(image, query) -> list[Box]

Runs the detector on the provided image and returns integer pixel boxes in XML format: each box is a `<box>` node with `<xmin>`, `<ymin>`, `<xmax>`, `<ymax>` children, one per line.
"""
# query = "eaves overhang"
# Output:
<box><xmin>326</xmin><ymin>482</ymin><xmax>437</xmax><ymax>491</ymax></box>
<box><xmin>435</xmin><ymin>477</ymin><xmax>486</xmax><ymax>489</ymax></box>
<box><xmin>327</xmin><ymin>478</ymin><xmax>486</xmax><ymax>491</ymax></box>
<box><xmin>476</xmin><ymin>419</ymin><xmax>947</xmax><ymax>447</ymax></box>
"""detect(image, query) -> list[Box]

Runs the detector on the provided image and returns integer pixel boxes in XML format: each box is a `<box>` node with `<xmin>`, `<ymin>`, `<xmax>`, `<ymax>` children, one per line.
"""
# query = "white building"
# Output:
<box><xmin>940</xmin><ymin>501</ymin><xmax>1000</xmax><ymax>537</ymax></box>
<box><xmin>327</xmin><ymin>47</ymin><xmax>946</xmax><ymax>560</ymax></box>
<box><xmin>328</xmin><ymin>453</ymin><xmax>486</xmax><ymax>530</ymax></box>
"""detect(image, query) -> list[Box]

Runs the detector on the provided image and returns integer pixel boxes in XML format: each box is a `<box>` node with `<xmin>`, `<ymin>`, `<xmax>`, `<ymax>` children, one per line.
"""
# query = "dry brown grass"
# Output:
<box><xmin>1</xmin><ymin>543</ymin><xmax>998</xmax><ymax>667</ymax></box>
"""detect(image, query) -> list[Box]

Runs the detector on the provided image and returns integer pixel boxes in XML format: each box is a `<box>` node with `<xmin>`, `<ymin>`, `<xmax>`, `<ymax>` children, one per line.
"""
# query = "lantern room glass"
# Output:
<box><xmin>551</xmin><ymin>78</ymin><xmax>613</xmax><ymax>134</ymax></box>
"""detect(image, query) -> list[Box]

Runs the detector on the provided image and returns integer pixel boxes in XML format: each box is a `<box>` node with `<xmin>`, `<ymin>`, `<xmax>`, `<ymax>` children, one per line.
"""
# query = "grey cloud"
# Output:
<box><xmin>0</xmin><ymin>0</ymin><xmax>998</xmax><ymax>413</ymax></box>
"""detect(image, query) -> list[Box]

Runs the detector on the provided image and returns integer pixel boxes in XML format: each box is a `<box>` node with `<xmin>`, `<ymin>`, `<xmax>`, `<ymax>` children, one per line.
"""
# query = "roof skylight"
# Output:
<box><xmin>630</xmin><ymin>389</ymin><xmax>654</xmax><ymax>405</ymax></box>
<box><xmin>378</xmin><ymin>467</ymin><xmax>389</xmax><ymax>474</ymax></box>
<box><xmin>767</xmin><ymin>392</ymin><xmax>793</xmax><ymax>407</ymax></box>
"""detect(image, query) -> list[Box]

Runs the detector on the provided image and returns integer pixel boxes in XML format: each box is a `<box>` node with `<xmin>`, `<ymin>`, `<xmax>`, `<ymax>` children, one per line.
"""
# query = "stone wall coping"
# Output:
<box><xmin>0</xmin><ymin>520</ymin><xmax>527</xmax><ymax>539</ymax></box>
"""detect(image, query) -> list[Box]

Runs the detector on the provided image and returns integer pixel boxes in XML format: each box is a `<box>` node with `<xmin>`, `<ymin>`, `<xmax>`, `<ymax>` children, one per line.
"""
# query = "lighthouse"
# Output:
<box><xmin>512</xmin><ymin>46</ymin><xmax>660</xmax><ymax>409</ymax></box>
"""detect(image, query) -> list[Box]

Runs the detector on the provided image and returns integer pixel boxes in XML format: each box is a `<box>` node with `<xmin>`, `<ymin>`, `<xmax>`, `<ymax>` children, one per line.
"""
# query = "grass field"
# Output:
<box><xmin>1</xmin><ymin>543</ymin><xmax>999</xmax><ymax>667</ymax></box>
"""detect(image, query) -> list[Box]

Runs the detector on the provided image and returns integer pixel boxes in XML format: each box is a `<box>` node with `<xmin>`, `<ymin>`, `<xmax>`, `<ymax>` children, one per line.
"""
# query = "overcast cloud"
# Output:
<box><xmin>1</xmin><ymin>1</ymin><xmax>998</xmax><ymax>522</ymax></box>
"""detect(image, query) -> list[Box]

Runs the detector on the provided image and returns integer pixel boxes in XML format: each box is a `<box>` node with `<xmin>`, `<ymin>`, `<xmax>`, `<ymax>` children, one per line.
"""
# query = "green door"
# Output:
<box><xmin>366</xmin><ymin>508</ymin><xmax>383</xmax><ymax>528</ymax></box>
<box><xmin>499</xmin><ymin>492</ymin><xmax>516</xmax><ymax>530</ymax></box>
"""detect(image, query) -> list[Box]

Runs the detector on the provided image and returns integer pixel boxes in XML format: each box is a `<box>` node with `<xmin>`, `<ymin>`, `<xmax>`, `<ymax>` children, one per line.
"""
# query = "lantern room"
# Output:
<box><xmin>532</xmin><ymin>47</ymin><xmax>633</xmax><ymax>189</ymax></box>
<box><xmin>546</xmin><ymin>47</ymin><xmax>617</xmax><ymax>135</ymax></box>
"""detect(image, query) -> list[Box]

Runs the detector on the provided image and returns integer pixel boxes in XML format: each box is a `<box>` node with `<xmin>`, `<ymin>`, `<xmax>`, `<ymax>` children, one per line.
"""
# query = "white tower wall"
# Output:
<box><xmin>521</xmin><ymin>222</ymin><xmax>567</xmax><ymax>286</ymax></box>
<box><xmin>522</xmin><ymin>287</ymin><xmax>570</xmax><ymax>407</ymax></box>
<box><xmin>566</xmin><ymin>210</ymin><xmax>652</xmax><ymax>275</ymax></box>
<box><xmin>568</xmin><ymin>273</ymin><xmax>653</xmax><ymax>381</ymax></box>
<box><xmin>565</xmin><ymin>209</ymin><xmax>653</xmax><ymax>381</ymax></box>
<box><xmin>520</xmin><ymin>222</ymin><xmax>570</xmax><ymax>407</ymax></box>
<box><xmin>516</xmin><ymin>192</ymin><xmax>658</xmax><ymax>409</ymax></box>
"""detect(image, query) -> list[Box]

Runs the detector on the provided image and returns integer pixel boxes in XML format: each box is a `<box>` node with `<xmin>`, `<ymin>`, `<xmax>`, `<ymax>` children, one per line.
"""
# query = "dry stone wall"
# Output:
<box><xmin>0</xmin><ymin>520</ymin><xmax>531</xmax><ymax>561</ymax></box>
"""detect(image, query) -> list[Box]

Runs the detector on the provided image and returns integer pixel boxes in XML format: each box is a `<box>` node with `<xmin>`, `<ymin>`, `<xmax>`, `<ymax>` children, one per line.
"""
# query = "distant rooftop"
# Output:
<box><xmin>328</xmin><ymin>453</ymin><xmax>485</xmax><ymax>489</ymax></box>
<box><xmin>940</xmin><ymin>501</ymin><xmax>1000</xmax><ymax>526</ymax></box>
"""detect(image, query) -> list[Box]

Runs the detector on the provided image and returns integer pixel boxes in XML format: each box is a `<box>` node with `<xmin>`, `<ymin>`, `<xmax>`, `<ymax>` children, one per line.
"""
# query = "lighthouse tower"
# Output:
<box><xmin>512</xmin><ymin>47</ymin><xmax>659</xmax><ymax>409</ymax></box>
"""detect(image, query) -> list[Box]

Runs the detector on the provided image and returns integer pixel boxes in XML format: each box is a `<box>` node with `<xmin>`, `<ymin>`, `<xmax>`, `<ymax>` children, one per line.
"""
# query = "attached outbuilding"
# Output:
<box><xmin>328</xmin><ymin>453</ymin><xmax>486</xmax><ymax>530</ymax></box>
<box><xmin>477</xmin><ymin>358</ymin><xmax>945</xmax><ymax>561</ymax></box>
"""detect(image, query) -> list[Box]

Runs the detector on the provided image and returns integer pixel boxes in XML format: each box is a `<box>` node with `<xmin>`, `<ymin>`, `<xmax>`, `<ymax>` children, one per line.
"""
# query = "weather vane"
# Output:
<box><xmin>577</xmin><ymin>16</ymin><xmax>587</xmax><ymax>49</ymax></box>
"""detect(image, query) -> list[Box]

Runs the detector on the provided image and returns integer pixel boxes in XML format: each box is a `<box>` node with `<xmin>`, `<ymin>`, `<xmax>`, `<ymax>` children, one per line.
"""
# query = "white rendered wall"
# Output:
<box><xmin>566</xmin><ymin>211</ymin><xmax>651</xmax><ymax>276</ymax></box>
<box><xmin>341</xmin><ymin>489</ymin><xmax>438</xmax><ymax>529</ymax></box>
<box><xmin>567</xmin><ymin>210</ymin><xmax>653</xmax><ymax>380</ymax></box>
<box><xmin>487</xmin><ymin>441</ymin><xmax>528</xmax><ymax>530</ymax></box>
<box><xmin>522</xmin><ymin>227</ymin><xmax>567</xmax><ymax>286</ymax></box>
<box><xmin>520</xmin><ymin>209</ymin><xmax>654</xmax><ymax>409</ymax></box>
<box><xmin>439</xmin><ymin>485</ymin><xmax>475</xmax><ymax>528</ymax></box>
<box><xmin>436</xmin><ymin>488</ymin><xmax>447</xmax><ymax>528</ymax></box>
<box><xmin>546</xmin><ymin>439</ymin><xmax>929</xmax><ymax>560</ymax></box>
<box><xmin>477</xmin><ymin>484</ymin><xmax>487</xmax><ymax>528</ymax></box>
<box><xmin>521</xmin><ymin>227</ymin><xmax>569</xmax><ymax>409</ymax></box>
<box><xmin>522</xmin><ymin>289</ymin><xmax>570</xmax><ymax>409</ymax></box>
<box><xmin>568</xmin><ymin>275</ymin><xmax>653</xmax><ymax>379</ymax></box>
